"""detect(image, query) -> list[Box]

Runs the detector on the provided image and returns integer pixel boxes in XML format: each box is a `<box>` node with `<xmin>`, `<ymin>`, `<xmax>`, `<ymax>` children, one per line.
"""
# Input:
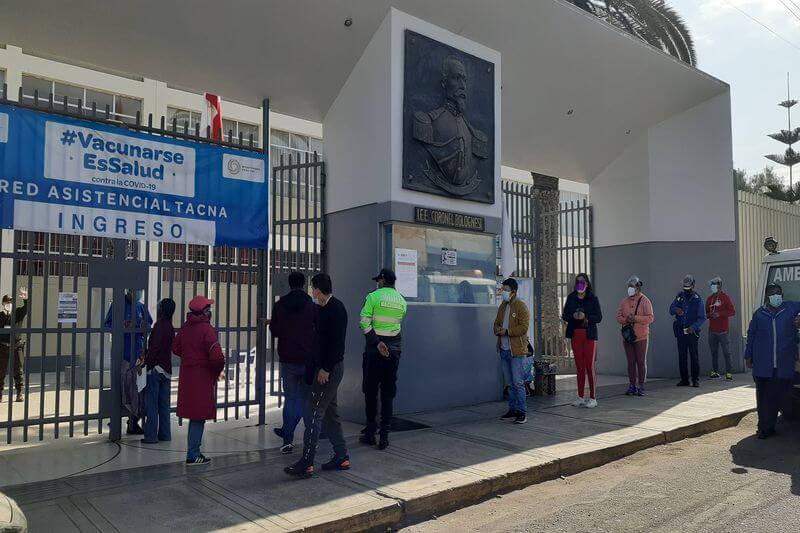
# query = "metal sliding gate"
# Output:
<box><xmin>268</xmin><ymin>151</ymin><xmax>325</xmax><ymax>406</ymax></box>
<box><xmin>503</xmin><ymin>181</ymin><xmax>593</xmax><ymax>364</ymax></box>
<box><xmin>0</xmin><ymin>86</ymin><xmax>278</xmax><ymax>443</ymax></box>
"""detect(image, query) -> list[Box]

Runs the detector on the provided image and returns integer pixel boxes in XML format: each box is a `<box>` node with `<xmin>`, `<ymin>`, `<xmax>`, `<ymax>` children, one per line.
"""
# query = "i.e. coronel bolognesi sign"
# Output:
<box><xmin>0</xmin><ymin>103</ymin><xmax>268</xmax><ymax>248</ymax></box>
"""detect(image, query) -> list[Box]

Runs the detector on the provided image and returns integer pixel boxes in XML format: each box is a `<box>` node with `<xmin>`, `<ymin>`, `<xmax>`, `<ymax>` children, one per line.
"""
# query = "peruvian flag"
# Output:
<box><xmin>202</xmin><ymin>93</ymin><xmax>223</xmax><ymax>141</ymax></box>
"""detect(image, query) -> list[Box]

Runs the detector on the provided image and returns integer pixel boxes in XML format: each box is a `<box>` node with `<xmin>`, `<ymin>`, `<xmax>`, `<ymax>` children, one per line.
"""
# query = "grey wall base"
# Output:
<box><xmin>593</xmin><ymin>240</ymin><xmax>743</xmax><ymax>379</ymax></box>
<box><xmin>327</xmin><ymin>204</ymin><xmax>503</xmax><ymax>422</ymax></box>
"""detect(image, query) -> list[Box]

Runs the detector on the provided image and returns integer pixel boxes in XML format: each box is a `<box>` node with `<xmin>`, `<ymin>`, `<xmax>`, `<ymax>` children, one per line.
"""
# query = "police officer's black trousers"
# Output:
<box><xmin>0</xmin><ymin>344</ymin><xmax>24</xmax><ymax>394</ymax></box>
<box><xmin>676</xmin><ymin>333</ymin><xmax>699</xmax><ymax>382</ymax></box>
<box><xmin>363</xmin><ymin>352</ymin><xmax>400</xmax><ymax>437</ymax></box>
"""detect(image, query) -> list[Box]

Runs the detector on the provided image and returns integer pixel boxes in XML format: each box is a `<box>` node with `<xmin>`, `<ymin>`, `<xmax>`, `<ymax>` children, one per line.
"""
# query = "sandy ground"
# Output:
<box><xmin>403</xmin><ymin>413</ymin><xmax>800</xmax><ymax>533</ymax></box>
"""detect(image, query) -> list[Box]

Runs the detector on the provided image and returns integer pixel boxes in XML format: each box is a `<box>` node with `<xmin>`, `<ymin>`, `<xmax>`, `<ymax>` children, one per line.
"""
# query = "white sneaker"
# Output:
<box><xmin>584</xmin><ymin>398</ymin><xmax>598</xmax><ymax>409</ymax></box>
<box><xmin>279</xmin><ymin>443</ymin><xmax>294</xmax><ymax>454</ymax></box>
<box><xmin>571</xmin><ymin>396</ymin><xmax>585</xmax><ymax>407</ymax></box>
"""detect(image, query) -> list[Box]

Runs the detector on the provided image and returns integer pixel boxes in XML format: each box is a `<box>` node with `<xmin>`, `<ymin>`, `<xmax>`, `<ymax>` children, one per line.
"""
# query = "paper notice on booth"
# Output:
<box><xmin>441</xmin><ymin>248</ymin><xmax>457</xmax><ymax>266</ymax></box>
<box><xmin>394</xmin><ymin>248</ymin><xmax>418</xmax><ymax>298</ymax></box>
<box><xmin>58</xmin><ymin>292</ymin><xmax>78</xmax><ymax>324</ymax></box>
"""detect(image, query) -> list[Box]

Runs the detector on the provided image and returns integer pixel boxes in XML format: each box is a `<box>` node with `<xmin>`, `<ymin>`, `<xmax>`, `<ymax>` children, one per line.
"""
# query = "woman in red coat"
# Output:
<box><xmin>173</xmin><ymin>295</ymin><xmax>224</xmax><ymax>466</ymax></box>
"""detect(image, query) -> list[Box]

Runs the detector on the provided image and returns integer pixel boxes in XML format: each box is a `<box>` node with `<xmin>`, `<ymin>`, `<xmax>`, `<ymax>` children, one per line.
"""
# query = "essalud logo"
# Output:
<box><xmin>227</xmin><ymin>158</ymin><xmax>242</xmax><ymax>175</ymax></box>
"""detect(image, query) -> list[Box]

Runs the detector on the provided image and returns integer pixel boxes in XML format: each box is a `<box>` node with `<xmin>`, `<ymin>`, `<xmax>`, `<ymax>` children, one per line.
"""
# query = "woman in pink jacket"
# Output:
<box><xmin>616</xmin><ymin>276</ymin><xmax>654</xmax><ymax>396</ymax></box>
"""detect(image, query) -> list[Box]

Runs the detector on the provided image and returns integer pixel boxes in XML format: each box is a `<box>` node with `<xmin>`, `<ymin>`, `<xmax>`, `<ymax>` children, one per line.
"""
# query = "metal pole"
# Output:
<box><xmin>257</xmin><ymin>98</ymin><xmax>270</xmax><ymax>426</ymax></box>
<box><xmin>109</xmin><ymin>239</ymin><xmax>125</xmax><ymax>441</ymax></box>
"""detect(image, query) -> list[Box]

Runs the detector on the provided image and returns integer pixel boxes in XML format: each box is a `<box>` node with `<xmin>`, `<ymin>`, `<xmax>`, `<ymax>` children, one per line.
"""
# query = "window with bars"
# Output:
<box><xmin>161</xmin><ymin>268</ymin><xmax>207</xmax><ymax>283</ymax></box>
<box><xmin>161</xmin><ymin>243</ymin><xmax>208</xmax><ymax>264</ymax></box>
<box><xmin>21</xmin><ymin>75</ymin><xmax>142</xmax><ymax>123</ymax></box>
<box><xmin>210</xmin><ymin>270</ymin><xmax>257</xmax><ymax>285</ymax></box>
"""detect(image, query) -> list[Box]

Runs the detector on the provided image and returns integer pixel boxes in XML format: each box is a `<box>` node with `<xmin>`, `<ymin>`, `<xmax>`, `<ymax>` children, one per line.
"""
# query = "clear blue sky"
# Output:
<box><xmin>669</xmin><ymin>0</ymin><xmax>800</xmax><ymax>183</ymax></box>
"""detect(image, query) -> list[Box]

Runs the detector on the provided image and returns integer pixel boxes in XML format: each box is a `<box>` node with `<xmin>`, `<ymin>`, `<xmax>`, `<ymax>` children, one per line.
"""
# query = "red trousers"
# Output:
<box><xmin>571</xmin><ymin>328</ymin><xmax>597</xmax><ymax>399</ymax></box>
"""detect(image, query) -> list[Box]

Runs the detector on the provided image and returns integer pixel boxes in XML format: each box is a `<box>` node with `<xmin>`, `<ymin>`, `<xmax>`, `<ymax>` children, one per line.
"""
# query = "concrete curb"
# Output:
<box><xmin>0</xmin><ymin>492</ymin><xmax>27</xmax><ymax>533</ymax></box>
<box><xmin>303</xmin><ymin>406</ymin><xmax>755</xmax><ymax>532</ymax></box>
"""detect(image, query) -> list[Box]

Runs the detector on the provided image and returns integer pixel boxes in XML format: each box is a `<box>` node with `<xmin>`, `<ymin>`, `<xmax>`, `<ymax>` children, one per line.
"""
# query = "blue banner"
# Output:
<box><xmin>0</xmin><ymin>103</ymin><xmax>268</xmax><ymax>248</ymax></box>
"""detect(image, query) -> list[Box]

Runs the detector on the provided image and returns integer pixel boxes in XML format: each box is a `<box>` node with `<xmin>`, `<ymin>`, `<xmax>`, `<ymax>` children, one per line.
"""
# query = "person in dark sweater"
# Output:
<box><xmin>269</xmin><ymin>271</ymin><xmax>317</xmax><ymax>453</ymax></box>
<box><xmin>561</xmin><ymin>273</ymin><xmax>603</xmax><ymax>408</ymax></box>
<box><xmin>141</xmin><ymin>298</ymin><xmax>176</xmax><ymax>444</ymax></box>
<box><xmin>285</xmin><ymin>273</ymin><xmax>349</xmax><ymax>479</ymax></box>
<box><xmin>0</xmin><ymin>288</ymin><xmax>28</xmax><ymax>403</ymax></box>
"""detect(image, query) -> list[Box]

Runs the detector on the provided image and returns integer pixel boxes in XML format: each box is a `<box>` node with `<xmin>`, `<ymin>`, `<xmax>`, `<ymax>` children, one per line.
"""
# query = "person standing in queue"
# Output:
<box><xmin>562</xmin><ymin>273</ymin><xmax>602</xmax><ymax>408</ymax></box>
<box><xmin>615</xmin><ymin>276</ymin><xmax>654</xmax><ymax>396</ymax></box>
<box><xmin>669</xmin><ymin>275</ymin><xmax>706</xmax><ymax>388</ymax></box>
<box><xmin>0</xmin><ymin>288</ymin><xmax>29</xmax><ymax>403</ymax></box>
<box><xmin>494</xmin><ymin>278</ymin><xmax>530</xmax><ymax>424</ymax></box>
<box><xmin>141</xmin><ymin>298</ymin><xmax>176</xmax><ymax>444</ymax></box>
<box><xmin>744</xmin><ymin>283</ymin><xmax>800</xmax><ymax>439</ymax></box>
<box><xmin>173</xmin><ymin>296</ymin><xmax>224</xmax><ymax>466</ymax></box>
<box><xmin>269</xmin><ymin>271</ymin><xmax>317</xmax><ymax>454</ymax></box>
<box><xmin>285</xmin><ymin>273</ymin><xmax>350</xmax><ymax>478</ymax></box>
<box><xmin>705</xmin><ymin>276</ymin><xmax>736</xmax><ymax>381</ymax></box>
<box><xmin>359</xmin><ymin>269</ymin><xmax>407</xmax><ymax>450</ymax></box>
<box><xmin>104</xmin><ymin>289</ymin><xmax>153</xmax><ymax>434</ymax></box>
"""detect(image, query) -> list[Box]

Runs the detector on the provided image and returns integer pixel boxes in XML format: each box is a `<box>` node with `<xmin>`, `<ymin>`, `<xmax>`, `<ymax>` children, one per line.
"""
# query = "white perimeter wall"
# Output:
<box><xmin>592</xmin><ymin>92</ymin><xmax>734</xmax><ymax>247</ymax></box>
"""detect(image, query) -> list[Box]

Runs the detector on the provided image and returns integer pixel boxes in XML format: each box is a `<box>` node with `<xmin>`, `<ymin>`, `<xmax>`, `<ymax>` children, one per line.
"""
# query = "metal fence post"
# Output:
<box><xmin>108</xmin><ymin>239</ymin><xmax>126</xmax><ymax>441</ymax></box>
<box><xmin>257</xmin><ymin>98</ymin><xmax>270</xmax><ymax>426</ymax></box>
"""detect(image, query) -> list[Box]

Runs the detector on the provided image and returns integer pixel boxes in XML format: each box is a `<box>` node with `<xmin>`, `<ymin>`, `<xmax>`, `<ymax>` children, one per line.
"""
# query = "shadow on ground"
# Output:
<box><xmin>0</xmin><ymin>376</ymin><xmax>755</xmax><ymax>532</ymax></box>
<box><xmin>729</xmin><ymin>415</ymin><xmax>800</xmax><ymax>496</ymax></box>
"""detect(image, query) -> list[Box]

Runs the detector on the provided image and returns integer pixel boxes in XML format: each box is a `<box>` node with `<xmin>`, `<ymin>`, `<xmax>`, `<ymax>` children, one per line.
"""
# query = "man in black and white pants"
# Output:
<box><xmin>285</xmin><ymin>273</ymin><xmax>350</xmax><ymax>479</ymax></box>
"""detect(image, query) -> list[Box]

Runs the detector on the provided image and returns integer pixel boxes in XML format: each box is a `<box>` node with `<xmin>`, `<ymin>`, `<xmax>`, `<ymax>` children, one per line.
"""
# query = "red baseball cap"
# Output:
<box><xmin>188</xmin><ymin>295</ymin><xmax>215</xmax><ymax>312</ymax></box>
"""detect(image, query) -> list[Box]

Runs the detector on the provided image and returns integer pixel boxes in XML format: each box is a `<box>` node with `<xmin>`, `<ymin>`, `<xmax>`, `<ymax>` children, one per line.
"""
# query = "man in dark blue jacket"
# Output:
<box><xmin>744</xmin><ymin>283</ymin><xmax>800</xmax><ymax>439</ymax></box>
<box><xmin>669</xmin><ymin>275</ymin><xmax>706</xmax><ymax>387</ymax></box>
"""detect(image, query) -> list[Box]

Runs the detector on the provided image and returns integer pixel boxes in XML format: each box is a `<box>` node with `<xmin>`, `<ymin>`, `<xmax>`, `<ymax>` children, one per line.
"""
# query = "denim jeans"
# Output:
<box><xmin>144</xmin><ymin>372</ymin><xmax>171</xmax><ymax>442</ymax></box>
<box><xmin>187</xmin><ymin>419</ymin><xmax>206</xmax><ymax>461</ymax></box>
<box><xmin>500</xmin><ymin>349</ymin><xmax>526</xmax><ymax>414</ymax></box>
<box><xmin>280</xmin><ymin>362</ymin><xmax>307</xmax><ymax>445</ymax></box>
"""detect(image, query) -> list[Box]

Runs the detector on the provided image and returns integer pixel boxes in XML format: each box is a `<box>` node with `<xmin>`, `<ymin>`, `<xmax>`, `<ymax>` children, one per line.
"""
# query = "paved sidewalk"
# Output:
<box><xmin>1</xmin><ymin>376</ymin><xmax>755</xmax><ymax>532</ymax></box>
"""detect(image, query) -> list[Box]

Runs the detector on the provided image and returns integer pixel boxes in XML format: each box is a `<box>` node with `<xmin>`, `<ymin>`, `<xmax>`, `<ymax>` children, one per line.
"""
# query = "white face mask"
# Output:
<box><xmin>627</xmin><ymin>287</ymin><xmax>636</xmax><ymax>297</ymax></box>
<box><xmin>3</xmin><ymin>304</ymin><xmax>11</xmax><ymax>313</ymax></box>
<box><xmin>501</xmin><ymin>291</ymin><xmax>512</xmax><ymax>303</ymax></box>
<box><xmin>710</xmin><ymin>284</ymin><xmax>719</xmax><ymax>294</ymax></box>
<box><xmin>768</xmin><ymin>294</ymin><xmax>783</xmax><ymax>308</ymax></box>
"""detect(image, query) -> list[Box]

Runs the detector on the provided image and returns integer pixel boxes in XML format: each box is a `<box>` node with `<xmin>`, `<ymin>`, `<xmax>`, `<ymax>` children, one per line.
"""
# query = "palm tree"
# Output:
<box><xmin>566</xmin><ymin>0</ymin><xmax>697</xmax><ymax>66</ymax></box>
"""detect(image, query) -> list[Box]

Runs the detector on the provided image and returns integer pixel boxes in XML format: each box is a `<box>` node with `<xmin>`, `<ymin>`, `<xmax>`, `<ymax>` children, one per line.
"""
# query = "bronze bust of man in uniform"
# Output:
<box><xmin>412</xmin><ymin>56</ymin><xmax>489</xmax><ymax>196</ymax></box>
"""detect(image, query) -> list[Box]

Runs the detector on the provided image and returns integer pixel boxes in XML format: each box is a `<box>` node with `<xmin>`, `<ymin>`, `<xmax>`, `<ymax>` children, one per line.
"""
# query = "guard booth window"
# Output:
<box><xmin>383</xmin><ymin>223</ymin><xmax>497</xmax><ymax>305</ymax></box>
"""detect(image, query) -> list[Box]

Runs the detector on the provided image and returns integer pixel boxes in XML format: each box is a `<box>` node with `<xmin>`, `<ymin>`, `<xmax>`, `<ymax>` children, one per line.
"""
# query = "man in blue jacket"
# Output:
<box><xmin>669</xmin><ymin>275</ymin><xmax>706</xmax><ymax>388</ymax></box>
<box><xmin>744</xmin><ymin>283</ymin><xmax>800</xmax><ymax>439</ymax></box>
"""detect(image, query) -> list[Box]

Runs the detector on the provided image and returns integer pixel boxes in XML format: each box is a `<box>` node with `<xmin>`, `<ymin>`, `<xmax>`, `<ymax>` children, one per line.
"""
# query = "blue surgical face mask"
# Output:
<box><xmin>312</xmin><ymin>297</ymin><xmax>319</xmax><ymax>305</ymax></box>
<box><xmin>768</xmin><ymin>294</ymin><xmax>783</xmax><ymax>307</ymax></box>
<box><xmin>501</xmin><ymin>291</ymin><xmax>512</xmax><ymax>303</ymax></box>
<box><xmin>710</xmin><ymin>284</ymin><xmax>719</xmax><ymax>294</ymax></box>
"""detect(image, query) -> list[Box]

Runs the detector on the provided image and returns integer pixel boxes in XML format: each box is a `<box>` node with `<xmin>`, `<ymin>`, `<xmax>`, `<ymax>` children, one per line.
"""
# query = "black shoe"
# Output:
<box><xmin>359</xmin><ymin>434</ymin><xmax>377</xmax><ymax>446</ymax></box>
<box><xmin>378</xmin><ymin>436</ymin><xmax>389</xmax><ymax>450</ymax></box>
<box><xmin>676</xmin><ymin>380</ymin><xmax>690</xmax><ymax>387</ymax></box>
<box><xmin>15</xmin><ymin>392</ymin><xmax>23</xmax><ymax>403</ymax></box>
<box><xmin>284</xmin><ymin>460</ymin><xmax>314</xmax><ymax>478</ymax></box>
<box><xmin>273</xmin><ymin>427</ymin><xmax>284</xmax><ymax>439</ymax></box>
<box><xmin>360</xmin><ymin>426</ymin><xmax>368</xmax><ymax>434</ymax></box>
<box><xmin>500</xmin><ymin>409</ymin><xmax>517</xmax><ymax>420</ymax></box>
<box><xmin>126</xmin><ymin>424</ymin><xmax>144</xmax><ymax>435</ymax></box>
<box><xmin>140</xmin><ymin>438</ymin><xmax>159</xmax><ymax>444</ymax></box>
<box><xmin>692</xmin><ymin>380</ymin><xmax>700</xmax><ymax>388</ymax></box>
<box><xmin>186</xmin><ymin>455</ymin><xmax>211</xmax><ymax>466</ymax></box>
<box><xmin>514</xmin><ymin>413</ymin><xmax>527</xmax><ymax>424</ymax></box>
<box><xmin>322</xmin><ymin>455</ymin><xmax>351</xmax><ymax>471</ymax></box>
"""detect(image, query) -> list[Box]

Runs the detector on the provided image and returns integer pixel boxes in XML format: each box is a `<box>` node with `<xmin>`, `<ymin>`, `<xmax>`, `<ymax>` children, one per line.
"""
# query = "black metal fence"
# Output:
<box><xmin>0</xmin><ymin>86</ymin><xmax>273</xmax><ymax>443</ymax></box>
<box><xmin>502</xmin><ymin>181</ymin><xmax>593</xmax><ymax>363</ymax></box>
<box><xmin>268</xmin><ymin>152</ymin><xmax>325</xmax><ymax>405</ymax></box>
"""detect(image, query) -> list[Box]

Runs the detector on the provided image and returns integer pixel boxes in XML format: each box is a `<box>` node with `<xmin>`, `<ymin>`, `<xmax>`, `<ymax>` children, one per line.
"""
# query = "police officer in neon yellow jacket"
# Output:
<box><xmin>359</xmin><ymin>269</ymin><xmax>407</xmax><ymax>450</ymax></box>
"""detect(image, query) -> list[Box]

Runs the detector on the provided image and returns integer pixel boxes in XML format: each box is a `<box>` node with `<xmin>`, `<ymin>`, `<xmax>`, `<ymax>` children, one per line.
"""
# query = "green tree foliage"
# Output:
<box><xmin>567</xmin><ymin>0</ymin><xmax>696</xmax><ymax>66</ymax></box>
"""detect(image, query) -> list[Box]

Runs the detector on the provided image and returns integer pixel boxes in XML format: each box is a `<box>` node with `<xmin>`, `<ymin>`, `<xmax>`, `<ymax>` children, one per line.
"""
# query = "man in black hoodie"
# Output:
<box><xmin>285</xmin><ymin>273</ymin><xmax>349</xmax><ymax>479</ymax></box>
<box><xmin>270</xmin><ymin>271</ymin><xmax>317</xmax><ymax>454</ymax></box>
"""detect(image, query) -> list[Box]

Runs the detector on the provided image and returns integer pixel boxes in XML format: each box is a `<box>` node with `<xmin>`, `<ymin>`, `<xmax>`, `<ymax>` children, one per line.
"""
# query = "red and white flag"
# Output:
<box><xmin>202</xmin><ymin>93</ymin><xmax>223</xmax><ymax>141</ymax></box>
